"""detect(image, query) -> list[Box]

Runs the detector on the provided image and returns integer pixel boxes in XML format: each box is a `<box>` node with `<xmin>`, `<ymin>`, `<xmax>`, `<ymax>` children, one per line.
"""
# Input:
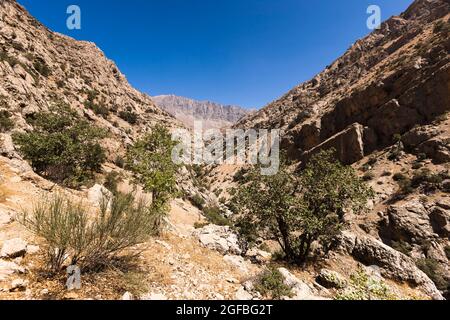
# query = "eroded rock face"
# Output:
<box><xmin>338</xmin><ymin>233</ymin><xmax>444</xmax><ymax>300</ymax></box>
<box><xmin>235</xmin><ymin>0</ymin><xmax>450</xmax><ymax>165</ymax></box>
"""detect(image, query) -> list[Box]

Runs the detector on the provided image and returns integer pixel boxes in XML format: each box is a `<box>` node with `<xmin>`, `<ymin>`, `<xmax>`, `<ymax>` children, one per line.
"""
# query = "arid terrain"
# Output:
<box><xmin>0</xmin><ymin>0</ymin><xmax>449</xmax><ymax>301</ymax></box>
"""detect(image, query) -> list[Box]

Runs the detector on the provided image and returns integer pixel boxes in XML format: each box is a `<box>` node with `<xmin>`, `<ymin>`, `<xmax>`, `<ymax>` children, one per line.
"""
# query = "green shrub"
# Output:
<box><xmin>104</xmin><ymin>171</ymin><xmax>122</xmax><ymax>195</ymax></box>
<box><xmin>335</xmin><ymin>269</ymin><xmax>397</xmax><ymax>300</ymax></box>
<box><xmin>0</xmin><ymin>110</ymin><xmax>14</xmax><ymax>132</ymax></box>
<box><xmin>20</xmin><ymin>193</ymin><xmax>158</xmax><ymax>272</ymax></box>
<box><xmin>232</xmin><ymin>150</ymin><xmax>373</xmax><ymax>264</ymax></box>
<box><xmin>202</xmin><ymin>206</ymin><xmax>230</xmax><ymax>226</ymax></box>
<box><xmin>363</xmin><ymin>172</ymin><xmax>375</xmax><ymax>181</ymax></box>
<box><xmin>391</xmin><ymin>240</ymin><xmax>412</xmax><ymax>256</ymax></box>
<box><xmin>254</xmin><ymin>268</ymin><xmax>293</xmax><ymax>300</ymax></box>
<box><xmin>393</xmin><ymin>173</ymin><xmax>408</xmax><ymax>182</ymax></box>
<box><xmin>412</xmin><ymin>162</ymin><xmax>423</xmax><ymax>170</ymax></box>
<box><xmin>12</xmin><ymin>103</ymin><xmax>106</xmax><ymax>187</ymax></box>
<box><xmin>445</xmin><ymin>246</ymin><xmax>450</xmax><ymax>260</ymax></box>
<box><xmin>119</xmin><ymin>110</ymin><xmax>138</xmax><ymax>125</ymax></box>
<box><xmin>190</xmin><ymin>194</ymin><xmax>206</xmax><ymax>210</ymax></box>
<box><xmin>416</xmin><ymin>258</ymin><xmax>448</xmax><ymax>291</ymax></box>
<box><xmin>33</xmin><ymin>58</ymin><xmax>51</xmax><ymax>77</ymax></box>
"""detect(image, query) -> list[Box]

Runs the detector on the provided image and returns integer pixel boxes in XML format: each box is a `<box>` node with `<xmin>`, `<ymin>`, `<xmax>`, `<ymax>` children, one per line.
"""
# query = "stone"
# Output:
<box><xmin>223</xmin><ymin>255</ymin><xmax>248</xmax><ymax>273</ymax></box>
<box><xmin>0</xmin><ymin>260</ymin><xmax>25</xmax><ymax>280</ymax></box>
<box><xmin>278</xmin><ymin>267</ymin><xmax>318</xmax><ymax>300</ymax></box>
<box><xmin>429</xmin><ymin>206</ymin><xmax>450</xmax><ymax>237</ymax></box>
<box><xmin>26</xmin><ymin>245</ymin><xmax>40</xmax><ymax>255</ymax></box>
<box><xmin>351</xmin><ymin>235</ymin><xmax>443</xmax><ymax>300</ymax></box>
<box><xmin>122</xmin><ymin>292</ymin><xmax>134</xmax><ymax>300</ymax></box>
<box><xmin>316</xmin><ymin>269</ymin><xmax>347</xmax><ymax>289</ymax></box>
<box><xmin>301</xmin><ymin>123</ymin><xmax>365</xmax><ymax>166</ymax></box>
<box><xmin>235</xmin><ymin>287</ymin><xmax>253</xmax><ymax>300</ymax></box>
<box><xmin>0</xmin><ymin>208</ymin><xmax>12</xmax><ymax>227</ymax></box>
<box><xmin>10</xmin><ymin>279</ymin><xmax>28</xmax><ymax>292</ymax></box>
<box><xmin>1</xmin><ymin>238</ymin><xmax>28</xmax><ymax>259</ymax></box>
<box><xmin>382</xmin><ymin>201</ymin><xmax>435</xmax><ymax>242</ymax></box>
<box><xmin>141</xmin><ymin>293</ymin><xmax>167</xmax><ymax>300</ymax></box>
<box><xmin>246</xmin><ymin>248</ymin><xmax>272</xmax><ymax>263</ymax></box>
<box><xmin>87</xmin><ymin>184</ymin><xmax>112</xmax><ymax>206</ymax></box>
<box><xmin>193</xmin><ymin>225</ymin><xmax>242</xmax><ymax>255</ymax></box>
<box><xmin>0</xmin><ymin>134</ymin><xmax>17</xmax><ymax>158</ymax></box>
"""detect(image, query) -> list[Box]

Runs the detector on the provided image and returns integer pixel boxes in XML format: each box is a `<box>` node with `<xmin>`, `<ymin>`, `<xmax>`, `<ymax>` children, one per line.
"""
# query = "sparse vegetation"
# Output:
<box><xmin>0</xmin><ymin>110</ymin><xmax>14</xmax><ymax>132</ymax></box>
<box><xmin>233</xmin><ymin>150</ymin><xmax>373</xmax><ymax>264</ymax></box>
<box><xmin>104</xmin><ymin>171</ymin><xmax>122</xmax><ymax>195</ymax></box>
<box><xmin>363</xmin><ymin>172</ymin><xmax>375</xmax><ymax>181</ymax></box>
<box><xmin>254</xmin><ymin>268</ymin><xmax>293</xmax><ymax>300</ymax></box>
<box><xmin>119</xmin><ymin>110</ymin><xmax>138</xmax><ymax>125</ymax></box>
<box><xmin>20</xmin><ymin>193</ymin><xmax>158</xmax><ymax>272</ymax></box>
<box><xmin>190</xmin><ymin>194</ymin><xmax>206</xmax><ymax>210</ymax></box>
<box><xmin>202</xmin><ymin>206</ymin><xmax>231</xmax><ymax>226</ymax></box>
<box><xmin>33</xmin><ymin>58</ymin><xmax>51</xmax><ymax>77</ymax></box>
<box><xmin>13</xmin><ymin>103</ymin><xmax>106</xmax><ymax>188</ymax></box>
<box><xmin>335</xmin><ymin>268</ymin><xmax>397</xmax><ymax>300</ymax></box>
<box><xmin>416</xmin><ymin>258</ymin><xmax>448</xmax><ymax>291</ymax></box>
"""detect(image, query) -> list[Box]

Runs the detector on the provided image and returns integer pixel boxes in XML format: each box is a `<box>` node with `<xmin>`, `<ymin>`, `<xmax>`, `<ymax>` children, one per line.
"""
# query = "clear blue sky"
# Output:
<box><xmin>17</xmin><ymin>0</ymin><xmax>413</xmax><ymax>109</ymax></box>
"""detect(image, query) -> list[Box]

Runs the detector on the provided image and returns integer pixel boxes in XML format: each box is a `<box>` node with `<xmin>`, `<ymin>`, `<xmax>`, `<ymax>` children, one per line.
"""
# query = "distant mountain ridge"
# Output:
<box><xmin>153</xmin><ymin>95</ymin><xmax>252</xmax><ymax>129</ymax></box>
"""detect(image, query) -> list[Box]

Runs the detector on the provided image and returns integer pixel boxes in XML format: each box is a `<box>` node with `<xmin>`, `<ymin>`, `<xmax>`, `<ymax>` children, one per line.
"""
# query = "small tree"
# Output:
<box><xmin>233</xmin><ymin>150</ymin><xmax>373</xmax><ymax>264</ymax></box>
<box><xmin>126</xmin><ymin>125</ymin><xmax>179</xmax><ymax>232</ymax></box>
<box><xmin>13</xmin><ymin>103</ymin><xmax>106</xmax><ymax>187</ymax></box>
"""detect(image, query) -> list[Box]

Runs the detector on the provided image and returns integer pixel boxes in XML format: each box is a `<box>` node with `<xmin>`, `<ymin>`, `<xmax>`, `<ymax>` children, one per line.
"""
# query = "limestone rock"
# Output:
<box><xmin>0</xmin><ymin>260</ymin><xmax>25</xmax><ymax>280</ymax></box>
<box><xmin>1</xmin><ymin>238</ymin><xmax>28</xmax><ymax>259</ymax></box>
<box><xmin>235</xmin><ymin>286</ymin><xmax>253</xmax><ymax>300</ymax></box>
<box><xmin>351</xmin><ymin>235</ymin><xmax>443</xmax><ymax>300</ymax></box>
<box><xmin>87</xmin><ymin>184</ymin><xmax>112</xmax><ymax>206</ymax></box>
<box><xmin>193</xmin><ymin>225</ymin><xmax>242</xmax><ymax>255</ymax></box>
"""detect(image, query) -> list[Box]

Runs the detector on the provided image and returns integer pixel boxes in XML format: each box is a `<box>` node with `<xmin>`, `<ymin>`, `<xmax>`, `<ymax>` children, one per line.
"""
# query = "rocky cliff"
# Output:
<box><xmin>153</xmin><ymin>95</ymin><xmax>251</xmax><ymax>129</ymax></box>
<box><xmin>236</xmin><ymin>0</ymin><xmax>449</xmax><ymax>165</ymax></box>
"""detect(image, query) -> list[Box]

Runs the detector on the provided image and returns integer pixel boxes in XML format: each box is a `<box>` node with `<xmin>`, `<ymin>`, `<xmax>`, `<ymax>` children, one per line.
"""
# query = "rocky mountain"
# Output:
<box><xmin>153</xmin><ymin>95</ymin><xmax>251</xmax><ymax>129</ymax></box>
<box><xmin>0</xmin><ymin>0</ymin><xmax>180</xmax><ymax>161</ymax></box>
<box><xmin>0</xmin><ymin>0</ymin><xmax>449</xmax><ymax>301</ymax></box>
<box><xmin>237</xmin><ymin>0</ymin><xmax>449</xmax><ymax>165</ymax></box>
<box><xmin>224</xmin><ymin>0</ymin><xmax>449</xmax><ymax>299</ymax></box>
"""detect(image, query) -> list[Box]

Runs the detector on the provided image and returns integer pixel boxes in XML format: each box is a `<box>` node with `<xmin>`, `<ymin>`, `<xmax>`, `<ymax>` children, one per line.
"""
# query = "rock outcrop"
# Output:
<box><xmin>235</xmin><ymin>0</ymin><xmax>450</xmax><ymax>166</ymax></box>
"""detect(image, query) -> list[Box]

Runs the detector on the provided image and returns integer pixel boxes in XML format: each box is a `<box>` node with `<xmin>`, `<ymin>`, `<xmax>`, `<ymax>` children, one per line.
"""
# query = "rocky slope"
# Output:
<box><xmin>0</xmin><ymin>0</ymin><xmax>180</xmax><ymax>161</ymax></box>
<box><xmin>153</xmin><ymin>95</ymin><xmax>251</xmax><ymax>129</ymax></box>
<box><xmin>0</xmin><ymin>0</ymin><xmax>448</xmax><ymax>301</ymax></box>
<box><xmin>216</xmin><ymin>0</ymin><xmax>449</xmax><ymax>299</ymax></box>
<box><xmin>236</xmin><ymin>0</ymin><xmax>449</xmax><ymax>165</ymax></box>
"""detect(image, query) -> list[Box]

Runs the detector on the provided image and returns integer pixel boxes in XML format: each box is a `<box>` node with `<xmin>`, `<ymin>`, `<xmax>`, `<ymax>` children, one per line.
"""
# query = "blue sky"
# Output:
<box><xmin>17</xmin><ymin>0</ymin><xmax>413</xmax><ymax>109</ymax></box>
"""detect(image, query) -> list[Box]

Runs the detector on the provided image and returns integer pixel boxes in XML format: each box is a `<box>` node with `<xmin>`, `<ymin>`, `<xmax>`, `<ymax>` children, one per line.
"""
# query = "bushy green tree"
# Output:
<box><xmin>13</xmin><ymin>103</ymin><xmax>106</xmax><ymax>187</ymax></box>
<box><xmin>233</xmin><ymin>150</ymin><xmax>373</xmax><ymax>264</ymax></box>
<box><xmin>126</xmin><ymin>125</ymin><xmax>179</xmax><ymax>232</ymax></box>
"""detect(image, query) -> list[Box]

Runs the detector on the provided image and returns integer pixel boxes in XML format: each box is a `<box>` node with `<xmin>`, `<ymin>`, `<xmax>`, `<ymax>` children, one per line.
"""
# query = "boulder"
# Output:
<box><xmin>122</xmin><ymin>292</ymin><xmax>134</xmax><ymax>300</ymax></box>
<box><xmin>10</xmin><ymin>278</ymin><xmax>28</xmax><ymax>292</ymax></box>
<box><xmin>302</xmin><ymin>123</ymin><xmax>365</xmax><ymax>165</ymax></box>
<box><xmin>0</xmin><ymin>238</ymin><xmax>28</xmax><ymax>259</ymax></box>
<box><xmin>235</xmin><ymin>286</ymin><xmax>253</xmax><ymax>300</ymax></box>
<box><xmin>246</xmin><ymin>248</ymin><xmax>272</xmax><ymax>263</ymax></box>
<box><xmin>316</xmin><ymin>269</ymin><xmax>347</xmax><ymax>289</ymax></box>
<box><xmin>429</xmin><ymin>206</ymin><xmax>450</xmax><ymax>237</ymax></box>
<box><xmin>382</xmin><ymin>201</ymin><xmax>436</xmax><ymax>242</ymax></box>
<box><xmin>351</xmin><ymin>235</ymin><xmax>443</xmax><ymax>300</ymax></box>
<box><xmin>0</xmin><ymin>260</ymin><xmax>25</xmax><ymax>280</ymax></box>
<box><xmin>193</xmin><ymin>225</ymin><xmax>242</xmax><ymax>255</ymax></box>
<box><xmin>278</xmin><ymin>267</ymin><xmax>321</xmax><ymax>300</ymax></box>
<box><xmin>87</xmin><ymin>184</ymin><xmax>112</xmax><ymax>206</ymax></box>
